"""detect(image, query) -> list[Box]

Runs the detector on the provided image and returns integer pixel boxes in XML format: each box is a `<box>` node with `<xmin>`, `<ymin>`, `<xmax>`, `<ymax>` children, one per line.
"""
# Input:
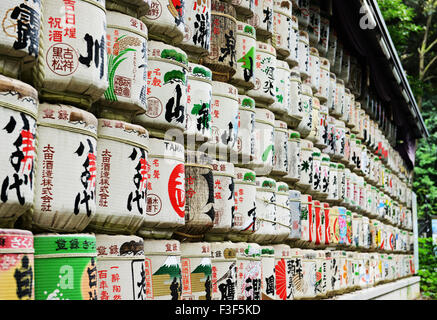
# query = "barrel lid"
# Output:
<box><xmin>106</xmin><ymin>10</ymin><xmax>148</xmax><ymax>39</ymax></box>
<box><xmin>290</xmin><ymin>66</ymin><xmax>301</xmax><ymax>78</ymax></box>
<box><xmin>299</xmin><ymin>30</ymin><xmax>309</xmax><ymax>39</ymax></box>
<box><xmin>181</xmin><ymin>242</ymin><xmax>212</xmax><ymax>257</ymax></box>
<box><xmin>95</xmin><ymin>234</ymin><xmax>144</xmax><ymax>258</ymax></box>
<box><xmin>256</xmin><ymin>177</ymin><xmax>276</xmax><ymax>191</ymax></box>
<box><xmin>300</xmin><ymin>138</ymin><xmax>314</xmax><ymax>149</ymax></box>
<box><xmin>301</xmin><ymin>194</ymin><xmax>312</xmax><ymax>203</ymax></box>
<box><xmin>322</xmin><ymin>202</ymin><xmax>330</xmax><ymax>209</ymax></box>
<box><xmin>277</xmin><ymin>182</ymin><xmax>289</xmax><ymax>193</ymax></box>
<box><xmin>0</xmin><ymin>229</ymin><xmax>33</xmax><ymax>252</ymax></box>
<box><xmin>234</xmin><ymin>168</ymin><xmax>256</xmax><ymax>184</ymax></box>
<box><xmin>211</xmin><ymin>159</ymin><xmax>235</xmax><ymax>176</ymax></box>
<box><xmin>236</xmin><ymin>21</ymin><xmax>256</xmax><ymax>39</ymax></box>
<box><xmin>256</xmin><ymin>41</ymin><xmax>276</xmax><ymax>56</ymax></box>
<box><xmin>312</xmin><ymin>149</ymin><xmax>321</xmax><ymax>157</ymax></box>
<box><xmin>147</xmin><ymin>137</ymin><xmax>184</xmax><ymax>160</ymax></box>
<box><xmin>188</xmin><ymin>63</ymin><xmax>213</xmax><ymax>82</ymax></box>
<box><xmin>235</xmin><ymin>243</ymin><xmax>261</xmax><ymax>259</ymax></box>
<box><xmin>321</xmin><ymin>154</ymin><xmax>330</xmax><ymax>162</ymax></box>
<box><xmin>289</xmin><ymin>190</ymin><xmax>301</xmax><ymax>200</ymax></box>
<box><xmin>301</xmin><ymin>83</ymin><xmax>313</xmax><ymax>96</ymax></box>
<box><xmin>211</xmin><ymin>0</ymin><xmax>236</xmax><ymax>17</ymax></box>
<box><xmin>274</xmin><ymin>120</ymin><xmax>288</xmax><ymax>130</ymax></box>
<box><xmin>260</xmin><ymin>245</ymin><xmax>275</xmax><ymax>256</ymax></box>
<box><xmin>320</xmin><ymin>57</ymin><xmax>330</xmax><ymax>69</ymax></box>
<box><xmin>310</xmin><ymin>47</ymin><xmax>319</xmax><ymax>56</ymax></box>
<box><xmin>143</xmin><ymin>239</ymin><xmax>181</xmax><ymax>255</ymax></box>
<box><xmin>210</xmin><ymin>242</ymin><xmax>237</xmax><ymax>260</ymax></box>
<box><xmin>272</xmin><ymin>244</ymin><xmax>292</xmax><ymax>258</ymax></box>
<box><xmin>0</xmin><ymin>75</ymin><xmax>38</xmax><ymax>118</ymax></box>
<box><xmin>97</xmin><ymin>119</ymin><xmax>149</xmax><ymax>150</ymax></box>
<box><xmin>34</xmin><ymin>233</ymin><xmax>96</xmax><ymax>256</ymax></box>
<box><xmin>148</xmin><ymin>40</ymin><xmax>188</xmax><ymax>68</ymax></box>
<box><xmin>185</xmin><ymin>150</ymin><xmax>212</xmax><ymax>167</ymax></box>
<box><xmin>289</xmin><ymin>130</ymin><xmax>300</xmax><ymax>140</ymax></box>
<box><xmin>336</xmin><ymin>78</ymin><xmax>345</xmax><ymax>85</ymax></box>
<box><xmin>239</xmin><ymin>95</ymin><xmax>256</xmax><ymax>110</ymax></box>
<box><xmin>313</xmin><ymin>200</ymin><xmax>321</xmax><ymax>207</ymax></box>
<box><xmin>337</xmin><ymin>163</ymin><xmax>345</xmax><ymax>169</ymax></box>
<box><xmin>255</xmin><ymin>107</ymin><xmax>275</xmax><ymax>126</ymax></box>
<box><xmin>37</xmin><ymin>103</ymin><xmax>98</xmax><ymax>137</ymax></box>
<box><xmin>276</xmin><ymin>59</ymin><xmax>290</xmax><ymax>71</ymax></box>
<box><xmin>273</xmin><ymin>0</ymin><xmax>292</xmax><ymax>17</ymax></box>
<box><xmin>212</xmin><ymin>81</ymin><xmax>239</xmax><ymax>101</ymax></box>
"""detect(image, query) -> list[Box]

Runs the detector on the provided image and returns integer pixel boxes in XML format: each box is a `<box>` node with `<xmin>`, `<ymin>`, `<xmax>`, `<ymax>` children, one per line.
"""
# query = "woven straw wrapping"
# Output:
<box><xmin>231</xmin><ymin>0</ymin><xmax>254</xmax><ymax>20</ymax></box>
<box><xmin>106</xmin><ymin>0</ymin><xmax>149</xmax><ymax>18</ymax></box>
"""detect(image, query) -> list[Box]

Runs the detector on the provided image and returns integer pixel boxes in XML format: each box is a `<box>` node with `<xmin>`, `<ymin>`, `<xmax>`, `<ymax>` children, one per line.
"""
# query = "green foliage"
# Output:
<box><xmin>417</xmin><ymin>238</ymin><xmax>437</xmax><ymax>299</ymax></box>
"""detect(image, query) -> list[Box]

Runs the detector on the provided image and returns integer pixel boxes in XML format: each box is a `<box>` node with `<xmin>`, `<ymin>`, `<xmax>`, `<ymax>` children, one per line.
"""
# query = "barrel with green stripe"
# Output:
<box><xmin>34</xmin><ymin>234</ymin><xmax>97</xmax><ymax>300</ymax></box>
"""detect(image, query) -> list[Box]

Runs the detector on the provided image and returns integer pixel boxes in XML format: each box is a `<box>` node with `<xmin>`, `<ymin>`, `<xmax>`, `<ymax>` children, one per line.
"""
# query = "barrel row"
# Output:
<box><xmin>0</xmin><ymin>231</ymin><xmax>415</xmax><ymax>300</ymax></box>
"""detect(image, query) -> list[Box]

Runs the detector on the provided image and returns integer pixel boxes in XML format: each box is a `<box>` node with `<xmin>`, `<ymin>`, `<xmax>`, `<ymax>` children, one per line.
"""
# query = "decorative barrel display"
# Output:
<box><xmin>201</xmin><ymin>0</ymin><xmax>237</xmax><ymax>82</ymax></box>
<box><xmin>272</xmin><ymin>0</ymin><xmax>293</xmax><ymax>60</ymax></box>
<box><xmin>177</xmin><ymin>151</ymin><xmax>214</xmax><ymax>238</ymax></box>
<box><xmin>105</xmin><ymin>0</ymin><xmax>150</xmax><ymax>18</ymax></box>
<box><xmin>317</xmin><ymin>13</ymin><xmax>330</xmax><ymax>56</ymax></box>
<box><xmin>133</xmin><ymin>40</ymin><xmax>188</xmax><ymax>133</ymax></box>
<box><xmin>275</xmin><ymin>183</ymin><xmax>291</xmax><ymax>243</ymax></box>
<box><xmin>294</xmin><ymin>0</ymin><xmax>310</xmax><ymax>27</ymax></box>
<box><xmin>185</xmin><ymin>63</ymin><xmax>213</xmax><ymax>144</ymax></box>
<box><xmin>235</xmin><ymin>242</ymin><xmax>262</xmax><ymax>300</ymax></box>
<box><xmin>33</xmin><ymin>104</ymin><xmax>98</xmax><ymax>233</ymax></box>
<box><xmin>288</xmin><ymin>67</ymin><xmax>303</xmax><ymax>127</ymax></box>
<box><xmin>260</xmin><ymin>245</ymin><xmax>275</xmax><ymax>300</ymax></box>
<box><xmin>87</xmin><ymin>119</ymin><xmax>149</xmax><ymax>235</ymax></box>
<box><xmin>179</xmin><ymin>0</ymin><xmax>211</xmax><ymax>58</ymax></box>
<box><xmin>285</xmin><ymin>15</ymin><xmax>299</xmax><ymax>67</ymax></box>
<box><xmin>271</xmin><ymin>59</ymin><xmax>291</xmax><ymax>116</ymax></box>
<box><xmin>141</xmin><ymin>0</ymin><xmax>185</xmax><ymax>44</ymax></box>
<box><xmin>95</xmin><ymin>234</ymin><xmax>145</xmax><ymax>300</ymax></box>
<box><xmin>295</xmin><ymin>139</ymin><xmax>313</xmax><ymax>191</ymax></box>
<box><xmin>296</xmin><ymin>83</ymin><xmax>313</xmax><ymax>138</ymax></box>
<box><xmin>230</xmin><ymin>168</ymin><xmax>257</xmax><ymax>241</ymax></box>
<box><xmin>232</xmin><ymin>0</ymin><xmax>254</xmax><ymax>20</ymax></box>
<box><xmin>180</xmin><ymin>242</ymin><xmax>212</xmax><ymax>300</ymax></box>
<box><xmin>34</xmin><ymin>233</ymin><xmax>97</xmax><ymax>300</ymax></box>
<box><xmin>316</xmin><ymin>58</ymin><xmax>330</xmax><ymax>103</ymax></box>
<box><xmin>249</xmin><ymin>107</ymin><xmax>275</xmax><ymax>177</ymax></box>
<box><xmin>301</xmin><ymin>249</ymin><xmax>317</xmax><ymax>299</ymax></box>
<box><xmin>232</xmin><ymin>22</ymin><xmax>256</xmax><ymax>90</ymax></box>
<box><xmin>272</xmin><ymin>244</ymin><xmax>293</xmax><ymax>300</ymax></box>
<box><xmin>0</xmin><ymin>229</ymin><xmax>34</xmax><ymax>300</ymax></box>
<box><xmin>272</xmin><ymin>120</ymin><xmax>289</xmax><ymax>177</ymax></box>
<box><xmin>0</xmin><ymin>76</ymin><xmax>38</xmax><ymax>228</ymax></box>
<box><xmin>287</xmin><ymin>190</ymin><xmax>301</xmax><ymax>242</ymax></box>
<box><xmin>234</xmin><ymin>95</ymin><xmax>256</xmax><ymax>164</ymax></box>
<box><xmin>36</xmin><ymin>0</ymin><xmax>108</xmax><ymax>109</ymax></box>
<box><xmin>206</xmin><ymin>160</ymin><xmax>235</xmax><ymax>239</ymax></box>
<box><xmin>283</xmin><ymin>130</ymin><xmax>300</xmax><ymax>183</ymax></box>
<box><xmin>248</xmin><ymin>0</ymin><xmax>274</xmax><ymax>40</ymax></box>
<box><xmin>297</xmin><ymin>30</ymin><xmax>310</xmax><ymax>80</ymax></box>
<box><xmin>247</xmin><ymin>42</ymin><xmax>277</xmax><ymax>106</ymax></box>
<box><xmin>0</xmin><ymin>0</ymin><xmax>41</xmax><ymax>78</ymax></box>
<box><xmin>299</xmin><ymin>194</ymin><xmax>314</xmax><ymax>246</ymax></box>
<box><xmin>143</xmin><ymin>239</ymin><xmax>182</xmax><ymax>300</ymax></box>
<box><xmin>98</xmin><ymin>11</ymin><xmax>148</xmax><ymax>120</ymax></box>
<box><xmin>249</xmin><ymin>177</ymin><xmax>277</xmax><ymax>244</ymax></box>
<box><xmin>210</xmin><ymin>241</ymin><xmax>237</xmax><ymax>300</ymax></box>
<box><xmin>307</xmin><ymin>47</ymin><xmax>320</xmax><ymax>94</ymax></box>
<box><xmin>208</xmin><ymin>81</ymin><xmax>239</xmax><ymax>155</ymax></box>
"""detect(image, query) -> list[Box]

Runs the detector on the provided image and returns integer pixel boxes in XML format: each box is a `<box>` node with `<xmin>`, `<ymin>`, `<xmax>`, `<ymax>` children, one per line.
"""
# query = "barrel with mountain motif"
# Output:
<box><xmin>96</xmin><ymin>234</ymin><xmax>145</xmax><ymax>300</ymax></box>
<box><xmin>34</xmin><ymin>233</ymin><xmax>97</xmax><ymax>300</ymax></box>
<box><xmin>0</xmin><ymin>75</ymin><xmax>38</xmax><ymax>228</ymax></box>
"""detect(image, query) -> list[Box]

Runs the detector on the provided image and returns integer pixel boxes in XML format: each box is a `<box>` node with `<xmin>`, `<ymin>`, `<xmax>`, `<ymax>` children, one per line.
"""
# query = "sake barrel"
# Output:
<box><xmin>272</xmin><ymin>120</ymin><xmax>289</xmax><ymax>177</ymax></box>
<box><xmin>185</xmin><ymin>63</ymin><xmax>213</xmax><ymax>144</ymax></box>
<box><xmin>288</xmin><ymin>67</ymin><xmax>303</xmax><ymax>128</ymax></box>
<box><xmin>328</xmin><ymin>206</ymin><xmax>339</xmax><ymax>247</ymax></box>
<box><xmin>210</xmin><ymin>241</ymin><xmax>237</xmax><ymax>300</ymax></box>
<box><xmin>33</xmin><ymin>104</ymin><xmax>97</xmax><ymax>232</ymax></box>
<box><xmin>0</xmin><ymin>76</ymin><xmax>38</xmax><ymax>228</ymax></box>
<box><xmin>296</xmin><ymin>83</ymin><xmax>313</xmax><ymax>138</ymax></box>
<box><xmin>0</xmin><ymin>229</ymin><xmax>34</xmax><ymax>300</ymax></box>
<box><xmin>326</xmin><ymin>72</ymin><xmax>337</xmax><ymax>116</ymax></box>
<box><xmin>352</xmin><ymin>213</ymin><xmax>361</xmax><ymax>249</ymax></box>
<box><xmin>202</xmin><ymin>0</ymin><xmax>237</xmax><ymax>82</ymax></box>
<box><xmin>283</xmin><ymin>130</ymin><xmax>300</xmax><ymax>183</ymax></box>
<box><xmin>326</xmin><ymin>161</ymin><xmax>339</xmax><ymax>203</ymax></box>
<box><xmin>323</xmin><ymin>115</ymin><xmax>336</xmax><ymax>157</ymax></box>
<box><xmin>34</xmin><ymin>233</ymin><xmax>97</xmax><ymax>300</ymax></box>
<box><xmin>306</xmin><ymin>94</ymin><xmax>320</xmax><ymax>146</ymax></box>
<box><xmin>133</xmin><ymin>40</ymin><xmax>188</xmax><ymax>133</ymax></box>
<box><xmin>249</xmin><ymin>177</ymin><xmax>277</xmax><ymax>244</ymax></box>
<box><xmin>329</xmin><ymin>250</ymin><xmax>341</xmax><ymax>294</ymax></box>
<box><xmin>247</xmin><ymin>42</ymin><xmax>277</xmax><ymax>106</ymax></box>
<box><xmin>271</xmin><ymin>60</ymin><xmax>291</xmax><ymax>116</ymax></box>
<box><xmin>250</xmin><ymin>107</ymin><xmax>275</xmax><ymax>176</ymax></box>
<box><xmin>315</xmin><ymin>250</ymin><xmax>328</xmax><ymax>297</ymax></box>
<box><xmin>232</xmin><ymin>0</ymin><xmax>255</xmax><ymax>20</ymax></box>
<box><xmin>141</xmin><ymin>0</ymin><xmax>185</xmax><ymax>44</ymax></box>
<box><xmin>313</xmin><ymin>200</ymin><xmax>325</xmax><ymax>247</ymax></box>
<box><xmin>339</xmin><ymin>88</ymin><xmax>351</xmax><ymax>124</ymax></box>
<box><xmin>318</xmin><ymin>154</ymin><xmax>330</xmax><ymax>199</ymax></box>
<box><xmin>334</xmin><ymin>41</ymin><xmax>343</xmax><ymax>76</ymax></box>
<box><xmin>137</xmin><ymin>138</ymin><xmax>185</xmax><ymax>238</ymax></box>
<box><xmin>177</xmin><ymin>151</ymin><xmax>214</xmax><ymax>238</ymax></box>
<box><xmin>105</xmin><ymin>0</ymin><xmax>150</xmax><ymax>18</ymax></box>
<box><xmin>248</xmin><ymin>0</ymin><xmax>274</xmax><ymax>40</ymax></box>
<box><xmin>272</xmin><ymin>0</ymin><xmax>293</xmax><ymax>60</ymax></box>
<box><xmin>208</xmin><ymin>81</ymin><xmax>239</xmax><ymax>155</ymax></box>
<box><xmin>229</xmin><ymin>168</ymin><xmax>257</xmax><ymax>240</ymax></box>
<box><xmin>98</xmin><ymin>11</ymin><xmax>148</xmax><ymax>120</ymax></box>
<box><xmin>317</xmin><ymin>13</ymin><xmax>329</xmax><ymax>56</ymax></box>
<box><xmin>232</xmin><ymin>22</ymin><xmax>256</xmax><ymax>90</ymax></box>
<box><xmin>180</xmin><ymin>242</ymin><xmax>212</xmax><ymax>300</ymax></box>
<box><xmin>309</xmin><ymin>148</ymin><xmax>321</xmax><ymax>196</ymax></box>
<box><xmin>287</xmin><ymin>190</ymin><xmax>301</xmax><ymax>243</ymax></box>
<box><xmin>272</xmin><ymin>244</ymin><xmax>293</xmax><ymax>300</ymax></box>
<box><xmin>297</xmin><ymin>30</ymin><xmax>310</xmax><ymax>80</ymax></box>
<box><xmin>332</xmin><ymin>78</ymin><xmax>345</xmax><ymax>118</ymax></box>
<box><xmin>95</xmin><ymin>234</ymin><xmax>145</xmax><ymax>300</ymax></box>
<box><xmin>322</xmin><ymin>203</ymin><xmax>331</xmax><ymax>246</ymax></box>
<box><xmin>206</xmin><ymin>160</ymin><xmax>235</xmax><ymax>239</ymax></box>
<box><xmin>324</xmin><ymin>250</ymin><xmax>333</xmax><ymax>296</ymax></box>
<box><xmin>0</xmin><ymin>0</ymin><xmax>41</xmax><ymax>78</ymax></box>
<box><xmin>36</xmin><ymin>0</ymin><xmax>108</xmax><ymax>109</ymax></box>
<box><xmin>289</xmin><ymin>247</ymin><xmax>304</xmax><ymax>299</ymax></box>
<box><xmin>327</xmin><ymin>28</ymin><xmax>337</xmax><ymax>69</ymax></box>
<box><xmin>179</xmin><ymin>0</ymin><xmax>211</xmax><ymax>58</ymax></box>
<box><xmin>143</xmin><ymin>239</ymin><xmax>182</xmax><ymax>300</ymax></box>
<box><xmin>275</xmin><ymin>182</ymin><xmax>291</xmax><ymax>243</ymax></box>
<box><xmin>235</xmin><ymin>242</ymin><xmax>262</xmax><ymax>300</ymax></box>
<box><xmin>337</xmin><ymin>206</ymin><xmax>348</xmax><ymax>247</ymax></box>
<box><xmin>260</xmin><ymin>246</ymin><xmax>276</xmax><ymax>300</ymax></box>
<box><xmin>295</xmin><ymin>139</ymin><xmax>313</xmax><ymax>192</ymax></box>
<box><xmin>342</xmin><ymin>131</ymin><xmax>352</xmax><ymax>167</ymax></box>
<box><xmin>235</xmin><ymin>95</ymin><xmax>256</xmax><ymax>163</ymax></box>
<box><xmin>308</xmin><ymin>4</ymin><xmax>320</xmax><ymax>46</ymax></box>
<box><xmin>338</xmin><ymin>251</ymin><xmax>348</xmax><ymax>292</ymax></box>
<box><xmin>285</xmin><ymin>16</ymin><xmax>299</xmax><ymax>67</ymax></box>
<box><xmin>299</xmin><ymin>194</ymin><xmax>313</xmax><ymax>246</ymax></box>
<box><xmin>301</xmin><ymin>249</ymin><xmax>317</xmax><ymax>299</ymax></box>
<box><xmin>337</xmin><ymin>163</ymin><xmax>346</xmax><ymax>206</ymax></box>
<box><xmin>306</xmin><ymin>47</ymin><xmax>320</xmax><ymax>94</ymax></box>
<box><xmin>316</xmin><ymin>58</ymin><xmax>330</xmax><ymax>103</ymax></box>
<box><xmin>342</xmin><ymin>168</ymin><xmax>351</xmax><ymax>208</ymax></box>
<box><xmin>333</xmin><ymin>119</ymin><xmax>346</xmax><ymax>160</ymax></box>
<box><xmin>294</xmin><ymin>0</ymin><xmax>309</xmax><ymax>28</ymax></box>
<box><xmin>87</xmin><ymin>119</ymin><xmax>149</xmax><ymax>235</ymax></box>
<box><xmin>340</xmin><ymin>50</ymin><xmax>350</xmax><ymax>84</ymax></box>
